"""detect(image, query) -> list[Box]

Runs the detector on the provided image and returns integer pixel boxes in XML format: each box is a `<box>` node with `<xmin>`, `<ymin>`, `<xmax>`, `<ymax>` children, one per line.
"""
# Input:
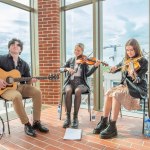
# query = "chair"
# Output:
<box><xmin>0</xmin><ymin>96</ymin><xmax>30</xmax><ymax>134</ymax></box>
<box><xmin>0</xmin><ymin>116</ymin><xmax>4</xmax><ymax>139</ymax></box>
<box><xmin>140</xmin><ymin>98</ymin><xmax>146</xmax><ymax>134</ymax></box>
<box><xmin>59</xmin><ymin>90</ymin><xmax>91</xmax><ymax>121</ymax></box>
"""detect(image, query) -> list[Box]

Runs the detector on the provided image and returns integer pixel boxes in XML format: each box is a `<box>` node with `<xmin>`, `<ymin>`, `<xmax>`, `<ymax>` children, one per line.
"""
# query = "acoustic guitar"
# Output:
<box><xmin>0</xmin><ymin>68</ymin><xmax>59</xmax><ymax>95</ymax></box>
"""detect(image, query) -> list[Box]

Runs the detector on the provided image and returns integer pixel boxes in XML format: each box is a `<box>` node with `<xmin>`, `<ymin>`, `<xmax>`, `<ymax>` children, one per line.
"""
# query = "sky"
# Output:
<box><xmin>0</xmin><ymin>2</ymin><xmax>31</xmax><ymax>64</ymax></box>
<box><xmin>65</xmin><ymin>0</ymin><xmax>149</xmax><ymax>65</ymax></box>
<box><xmin>0</xmin><ymin>0</ymin><xmax>149</xmax><ymax>66</ymax></box>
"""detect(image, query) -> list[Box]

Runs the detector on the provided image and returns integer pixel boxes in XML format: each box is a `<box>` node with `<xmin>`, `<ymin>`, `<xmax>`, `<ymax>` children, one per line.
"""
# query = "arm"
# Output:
<box><xmin>110</xmin><ymin>60</ymin><xmax>123</xmax><ymax>73</ymax></box>
<box><xmin>133</xmin><ymin>58</ymin><xmax>148</xmax><ymax>83</ymax></box>
<box><xmin>60</xmin><ymin>58</ymin><xmax>72</xmax><ymax>73</ymax></box>
<box><xmin>85</xmin><ymin>65</ymin><xmax>98</xmax><ymax>77</ymax></box>
<box><xmin>60</xmin><ymin>58</ymin><xmax>76</xmax><ymax>75</ymax></box>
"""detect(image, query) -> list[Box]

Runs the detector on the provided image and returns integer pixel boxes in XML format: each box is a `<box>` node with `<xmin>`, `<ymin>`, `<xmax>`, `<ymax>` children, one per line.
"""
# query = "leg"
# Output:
<box><xmin>93</xmin><ymin>95</ymin><xmax>112</xmax><ymax>134</ymax></box>
<box><xmin>100</xmin><ymin>97</ymin><xmax>120</xmax><ymax>139</ymax></box>
<box><xmin>1</xmin><ymin>89</ymin><xmax>36</xmax><ymax>137</ymax></box>
<box><xmin>18</xmin><ymin>84</ymin><xmax>49</xmax><ymax>133</ymax></box>
<box><xmin>111</xmin><ymin>97</ymin><xmax>121</xmax><ymax>121</ymax></box>
<box><xmin>18</xmin><ymin>84</ymin><xmax>42</xmax><ymax>121</ymax></box>
<box><xmin>1</xmin><ymin>89</ymin><xmax>29</xmax><ymax>124</ymax></box>
<box><xmin>64</xmin><ymin>85</ymin><xmax>73</xmax><ymax>114</ymax></box>
<box><xmin>71</xmin><ymin>85</ymin><xmax>87</xmax><ymax>128</ymax></box>
<box><xmin>63</xmin><ymin>85</ymin><xmax>73</xmax><ymax>128</ymax></box>
<box><xmin>103</xmin><ymin>95</ymin><xmax>113</xmax><ymax>117</ymax></box>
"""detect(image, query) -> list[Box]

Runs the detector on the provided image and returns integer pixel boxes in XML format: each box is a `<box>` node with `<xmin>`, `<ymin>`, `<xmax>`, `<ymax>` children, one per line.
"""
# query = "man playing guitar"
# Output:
<box><xmin>0</xmin><ymin>38</ymin><xmax>49</xmax><ymax>137</ymax></box>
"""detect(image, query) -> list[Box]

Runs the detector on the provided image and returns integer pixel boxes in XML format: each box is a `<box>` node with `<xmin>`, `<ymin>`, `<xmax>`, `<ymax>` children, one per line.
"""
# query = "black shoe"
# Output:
<box><xmin>24</xmin><ymin>123</ymin><xmax>36</xmax><ymax>137</ymax></box>
<box><xmin>71</xmin><ymin>113</ymin><xmax>79</xmax><ymax>128</ymax></box>
<box><xmin>63</xmin><ymin>112</ymin><xmax>71</xmax><ymax>128</ymax></box>
<box><xmin>100</xmin><ymin>121</ymin><xmax>117</xmax><ymax>139</ymax></box>
<box><xmin>71</xmin><ymin>118</ymin><xmax>79</xmax><ymax>128</ymax></box>
<box><xmin>32</xmin><ymin>121</ymin><xmax>49</xmax><ymax>133</ymax></box>
<box><xmin>93</xmin><ymin>116</ymin><xmax>108</xmax><ymax>134</ymax></box>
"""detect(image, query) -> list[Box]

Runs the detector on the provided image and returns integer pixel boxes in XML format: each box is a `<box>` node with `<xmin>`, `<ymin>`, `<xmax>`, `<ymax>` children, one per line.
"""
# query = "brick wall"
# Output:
<box><xmin>38</xmin><ymin>0</ymin><xmax>60</xmax><ymax>104</ymax></box>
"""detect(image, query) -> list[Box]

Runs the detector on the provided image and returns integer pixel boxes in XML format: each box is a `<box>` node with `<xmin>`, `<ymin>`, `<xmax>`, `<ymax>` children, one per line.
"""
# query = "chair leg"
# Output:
<box><xmin>60</xmin><ymin>93</ymin><xmax>63</xmax><ymax>120</ymax></box>
<box><xmin>88</xmin><ymin>93</ymin><xmax>91</xmax><ymax>121</ymax></box>
<box><xmin>142</xmin><ymin>99</ymin><xmax>146</xmax><ymax>134</ymax></box>
<box><xmin>5</xmin><ymin>101</ymin><xmax>10</xmax><ymax>134</ymax></box>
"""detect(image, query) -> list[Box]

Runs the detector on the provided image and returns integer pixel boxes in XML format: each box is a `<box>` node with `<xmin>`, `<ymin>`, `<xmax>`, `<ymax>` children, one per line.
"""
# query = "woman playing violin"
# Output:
<box><xmin>93</xmin><ymin>38</ymin><xmax>148</xmax><ymax>139</ymax></box>
<box><xmin>60</xmin><ymin>43</ymin><xmax>101</xmax><ymax>128</ymax></box>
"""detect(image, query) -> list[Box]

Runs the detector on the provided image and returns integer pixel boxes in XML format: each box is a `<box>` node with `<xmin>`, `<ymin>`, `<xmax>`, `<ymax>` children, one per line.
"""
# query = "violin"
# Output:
<box><xmin>125</xmin><ymin>57</ymin><xmax>142</xmax><ymax>70</ymax></box>
<box><xmin>76</xmin><ymin>55</ymin><xmax>108</xmax><ymax>66</ymax></box>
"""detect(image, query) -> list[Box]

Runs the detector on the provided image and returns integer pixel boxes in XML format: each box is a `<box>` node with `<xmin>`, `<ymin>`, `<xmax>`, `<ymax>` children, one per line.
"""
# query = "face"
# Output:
<box><xmin>126</xmin><ymin>45</ymin><xmax>136</xmax><ymax>58</ymax></box>
<box><xmin>9</xmin><ymin>41</ymin><xmax>21</xmax><ymax>55</ymax></box>
<box><xmin>74</xmin><ymin>46</ymin><xmax>83</xmax><ymax>57</ymax></box>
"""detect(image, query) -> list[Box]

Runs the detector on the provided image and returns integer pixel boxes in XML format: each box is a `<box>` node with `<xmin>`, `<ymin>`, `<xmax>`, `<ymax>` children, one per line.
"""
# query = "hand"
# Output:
<box><xmin>0</xmin><ymin>79</ymin><xmax>7</xmax><ymax>88</ymax></box>
<box><xmin>133</xmin><ymin>76</ymin><xmax>141</xmax><ymax>83</ymax></box>
<box><xmin>110</xmin><ymin>66</ymin><xmax>117</xmax><ymax>73</ymax></box>
<box><xmin>31</xmin><ymin>78</ymin><xmax>38</xmax><ymax>83</ymax></box>
<box><xmin>66</xmin><ymin>68</ymin><xmax>76</xmax><ymax>75</ymax></box>
<box><xmin>128</xmin><ymin>70</ymin><xmax>134</xmax><ymax>77</ymax></box>
<box><xmin>94</xmin><ymin>60</ymin><xmax>101</xmax><ymax>67</ymax></box>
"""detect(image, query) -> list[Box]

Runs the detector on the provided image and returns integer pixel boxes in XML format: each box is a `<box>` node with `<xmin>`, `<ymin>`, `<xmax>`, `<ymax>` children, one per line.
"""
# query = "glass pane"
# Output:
<box><xmin>66</xmin><ymin>5</ymin><xmax>94</xmax><ymax>108</ymax></box>
<box><xmin>103</xmin><ymin>0</ymin><xmax>149</xmax><ymax>117</ymax></box>
<box><xmin>65</xmin><ymin>0</ymin><xmax>83</xmax><ymax>5</ymax></box>
<box><xmin>0</xmin><ymin>2</ymin><xmax>31</xmax><ymax>115</ymax></box>
<box><xmin>66</xmin><ymin>5</ymin><xmax>93</xmax><ymax>59</ymax></box>
<box><xmin>0</xmin><ymin>2</ymin><xmax>31</xmax><ymax>64</ymax></box>
<box><xmin>12</xmin><ymin>0</ymin><xmax>30</xmax><ymax>6</ymax></box>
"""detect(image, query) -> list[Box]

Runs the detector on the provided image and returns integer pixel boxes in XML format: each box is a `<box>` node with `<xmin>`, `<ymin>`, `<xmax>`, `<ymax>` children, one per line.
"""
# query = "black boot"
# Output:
<box><xmin>93</xmin><ymin>116</ymin><xmax>108</xmax><ymax>134</ymax></box>
<box><xmin>63</xmin><ymin>112</ymin><xmax>71</xmax><ymax>128</ymax></box>
<box><xmin>100</xmin><ymin>120</ymin><xmax>117</xmax><ymax>139</ymax></box>
<box><xmin>71</xmin><ymin>113</ymin><xmax>78</xmax><ymax>128</ymax></box>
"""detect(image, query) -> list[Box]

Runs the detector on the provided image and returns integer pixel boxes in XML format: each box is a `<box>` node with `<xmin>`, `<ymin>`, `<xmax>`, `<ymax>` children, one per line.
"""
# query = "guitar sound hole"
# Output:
<box><xmin>6</xmin><ymin>77</ymin><xmax>14</xmax><ymax>84</ymax></box>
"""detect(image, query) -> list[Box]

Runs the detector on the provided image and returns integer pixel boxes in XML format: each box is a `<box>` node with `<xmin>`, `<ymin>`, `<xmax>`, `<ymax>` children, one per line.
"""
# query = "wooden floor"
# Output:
<box><xmin>0</xmin><ymin>105</ymin><xmax>150</xmax><ymax>150</ymax></box>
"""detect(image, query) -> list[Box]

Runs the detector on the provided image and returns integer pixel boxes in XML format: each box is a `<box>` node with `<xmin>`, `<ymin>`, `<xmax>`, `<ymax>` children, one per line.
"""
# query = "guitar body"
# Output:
<box><xmin>0</xmin><ymin>68</ymin><xmax>21</xmax><ymax>95</ymax></box>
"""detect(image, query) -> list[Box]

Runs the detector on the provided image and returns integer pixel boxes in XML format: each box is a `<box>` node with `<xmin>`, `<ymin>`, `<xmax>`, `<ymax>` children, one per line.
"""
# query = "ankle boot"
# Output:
<box><xmin>93</xmin><ymin>116</ymin><xmax>108</xmax><ymax>134</ymax></box>
<box><xmin>63</xmin><ymin>112</ymin><xmax>71</xmax><ymax>128</ymax></box>
<box><xmin>100</xmin><ymin>120</ymin><xmax>117</xmax><ymax>139</ymax></box>
<box><xmin>71</xmin><ymin>113</ymin><xmax>78</xmax><ymax>128</ymax></box>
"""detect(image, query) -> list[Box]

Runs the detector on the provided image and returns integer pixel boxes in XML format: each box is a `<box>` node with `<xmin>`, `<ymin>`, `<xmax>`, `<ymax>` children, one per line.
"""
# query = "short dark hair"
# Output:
<box><xmin>8</xmin><ymin>38</ymin><xmax>23</xmax><ymax>51</ymax></box>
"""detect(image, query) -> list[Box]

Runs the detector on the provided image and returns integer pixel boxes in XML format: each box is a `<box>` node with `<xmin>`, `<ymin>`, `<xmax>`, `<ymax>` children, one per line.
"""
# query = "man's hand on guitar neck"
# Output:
<box><xmin>0</xmin><ymin>79</ymin><xmax>8</xmax><ymax>88</ymax></box>
<box><xmin>31</xmin><ymin>78</ymin><xmax>38</xmax><ymax>83</ymax></box>
<box><xmin>27</xmin><ymin>78</ymin><xmax>38</xmax><ymax>84</ymax></box>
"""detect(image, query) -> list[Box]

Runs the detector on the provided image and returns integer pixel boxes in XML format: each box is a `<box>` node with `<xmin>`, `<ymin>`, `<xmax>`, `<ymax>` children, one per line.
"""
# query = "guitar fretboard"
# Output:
<box><xmin>14</xmin><ymin>77</ymin><xmax>49</xmax><ymax>82</ymax></box>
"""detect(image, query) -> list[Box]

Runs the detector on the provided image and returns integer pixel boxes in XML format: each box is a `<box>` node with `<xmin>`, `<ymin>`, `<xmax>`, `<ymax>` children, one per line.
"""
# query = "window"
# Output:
<box><xmin>65</xmin><ymin>4</ymin><xmax>94</xmax><ymax>108</ymax></box>
<box><xmin>12</xmin><ymin>0</ymin><xmax>30</xmax><ymax>6</ymax></box>
<box><xmin>65</xmin><ymin>0</ymin><xmax>83</xmax><ymax>5</ymax></box>
<box><xmin>0</xmin><ymin>1</ymin><xmax>32</xmax><ymax>117</ymax></box>
<box><xmin>103</xmin><ymin>0</ymin><xmax>149</xmax><ymax>116</ymax></box>
<box><xmin>66</xmin><ymin>4</ymin><xmax>93</xmax><ymax>60</ymax></box>
<box><xmin>0</xmin><ymin>2</ymin><xmax>31</xmax><ymax>66</ymax></box>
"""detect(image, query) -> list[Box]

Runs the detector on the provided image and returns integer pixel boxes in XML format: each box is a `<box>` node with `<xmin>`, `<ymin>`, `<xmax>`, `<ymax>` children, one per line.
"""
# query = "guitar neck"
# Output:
<box><xmin>14</xmin><ymin>76</ymin><xmax>49</xmax><ymax>82</ymax></box>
